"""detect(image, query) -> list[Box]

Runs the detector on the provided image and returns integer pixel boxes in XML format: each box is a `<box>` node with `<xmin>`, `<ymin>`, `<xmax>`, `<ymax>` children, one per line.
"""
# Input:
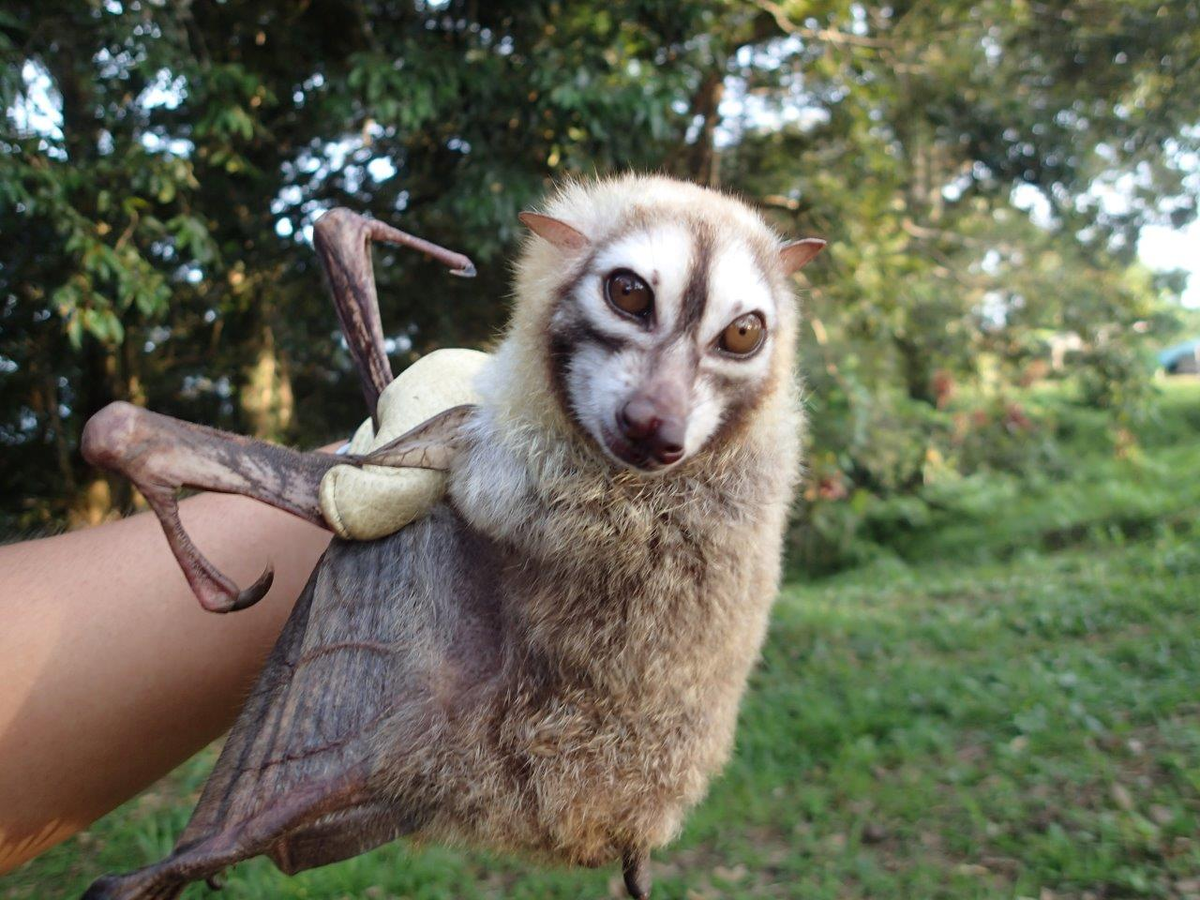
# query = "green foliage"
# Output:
<box><xmin>718</xmin><ymin>2</ymin><xmax>1198</xmax><ymax>571</ymax></box>
<box><xmin>791</xmin><ymin>381</ymin><xmax>1200</xmax><ymax>575</ymax></box>
<box><xmin>1</xmin><ymin>2</ymin><xmax>1198</xmax><ymax>547</ymax></box>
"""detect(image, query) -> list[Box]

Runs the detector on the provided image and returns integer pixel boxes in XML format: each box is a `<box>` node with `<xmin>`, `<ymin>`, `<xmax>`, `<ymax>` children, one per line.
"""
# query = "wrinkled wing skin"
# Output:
<box><xmin>176</xmin><ymin>503</ymin><xmax>503</xmax><ymax>871</ymax></box>
<box><xmin>361</xmin><ymin>404</ymin><xmax>477</xmax><ymax>470</ymax></box>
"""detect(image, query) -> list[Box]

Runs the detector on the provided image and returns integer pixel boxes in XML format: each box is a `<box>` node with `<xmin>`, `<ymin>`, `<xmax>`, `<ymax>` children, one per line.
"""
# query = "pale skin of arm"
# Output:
<box><xmin>0</xmin><ymin>491</ymin><xmax>332</xmax><ymax>874</ymax></box>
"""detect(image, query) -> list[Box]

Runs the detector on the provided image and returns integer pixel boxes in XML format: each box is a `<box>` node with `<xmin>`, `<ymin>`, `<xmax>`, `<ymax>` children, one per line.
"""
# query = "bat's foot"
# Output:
<box><xmin>622</xmin><ymin>847</ymin><xmax>651</xmax><ymax>899</ymax></box>
<box><xmin>81</xmin><ymin>871</ymin><xmax>183</xmax><ymax>900</ymax></box>
<box><xmin>220</xmin><ymin>564</ymin><xmax>275</xmax><ymax>613</ymax></box>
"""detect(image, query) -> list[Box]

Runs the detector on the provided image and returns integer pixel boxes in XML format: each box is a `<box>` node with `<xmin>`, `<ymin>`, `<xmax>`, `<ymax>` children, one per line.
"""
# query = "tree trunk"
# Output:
<box><xmin>896</xmin><ymin>336</ymin><xmax>936</xmax><ymax>405</ymax></box>
<box><xmin>46</xmin><ymin>46</ymin><xmax>99</xmax><ymax>162</ymax></box>
<box><xmin>683</xmin><ymin>70</ymin><xmax>725</xmax><ymax>187</ymax></box>
<box><xmin>239</xmin><ymin>320</ymin><xmax>294</xmax><ymax>440</ymax></box>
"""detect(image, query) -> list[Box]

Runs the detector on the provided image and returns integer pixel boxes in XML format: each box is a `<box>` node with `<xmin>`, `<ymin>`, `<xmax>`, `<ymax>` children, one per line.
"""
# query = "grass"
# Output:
<box><xmin>853</xmin><ymin>382</ymin><xmax>1200</xmax><ymax>569</ymax></box>
<box><xmin>5</xmin><ymin>384</ymin><xmax>1199</xmax><ymax>900</ymax></box>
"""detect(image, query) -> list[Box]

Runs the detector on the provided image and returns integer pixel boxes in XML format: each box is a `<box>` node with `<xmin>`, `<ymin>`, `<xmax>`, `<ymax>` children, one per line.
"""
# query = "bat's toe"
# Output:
<box><xmin>80</xmin><ymin>872</ymin><xmax>183</xmax><ymax>900</ymax></box>
<box><xmin>228</xmin><ymin>564</ymin><xmax>275</xmax><ymax>611</ymax></box>
<box><xmin>81</xmin><ymin>874</ymin><xmax>122</xmax><ymax>900</ymax></box>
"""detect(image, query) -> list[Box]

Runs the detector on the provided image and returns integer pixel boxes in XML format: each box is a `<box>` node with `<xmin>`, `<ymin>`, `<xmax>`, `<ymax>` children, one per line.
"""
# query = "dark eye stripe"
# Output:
<box><xmin>678</xmin><ymin>225</ymin><xmax>713</xmax><ymax>332</ymax></box>
<box><xmin>551</xmin><ymin>313</ymin><xmax>631</xmax><ymax>355</ymax></box>
<box><xmin>576</xmin><ymin>320</ymin><xmax>629</xmax><ymax>353</ymax></box>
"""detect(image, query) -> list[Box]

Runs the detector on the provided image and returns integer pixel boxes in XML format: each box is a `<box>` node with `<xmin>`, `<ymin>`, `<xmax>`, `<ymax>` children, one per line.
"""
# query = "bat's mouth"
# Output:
<box><xmin>598</xmin><ymin>424</ymin><xmax>683</xmax><ymax>474</ymax></box>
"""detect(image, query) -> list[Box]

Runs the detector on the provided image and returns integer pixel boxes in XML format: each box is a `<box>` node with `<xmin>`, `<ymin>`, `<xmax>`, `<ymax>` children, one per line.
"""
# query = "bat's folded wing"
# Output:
<box><xmin>176</xmin><ymin>504</ymin><xmax>502</xmax><ymax>872</ymax></box>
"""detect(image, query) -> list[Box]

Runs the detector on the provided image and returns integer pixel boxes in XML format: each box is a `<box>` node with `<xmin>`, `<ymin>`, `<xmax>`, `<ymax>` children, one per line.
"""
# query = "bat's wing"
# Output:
<box><xmin>359</xmin><ymin>403</ymin><xmax>476</xmax><ymax>470</ymax></box>
<box><xmin>178</xmin><ymin>503</ymin><xmax>503</xmax><ymax>874</ymax></box>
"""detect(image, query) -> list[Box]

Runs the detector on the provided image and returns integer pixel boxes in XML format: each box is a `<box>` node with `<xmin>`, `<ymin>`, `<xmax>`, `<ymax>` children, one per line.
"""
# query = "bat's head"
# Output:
<box><xmin>502</xmin><ymin>175</ymin><xmax>823</xmax><ymax>475</ymax></box>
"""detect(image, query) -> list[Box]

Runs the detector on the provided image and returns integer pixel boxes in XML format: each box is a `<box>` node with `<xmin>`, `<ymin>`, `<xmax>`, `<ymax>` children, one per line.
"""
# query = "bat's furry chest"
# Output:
<box><xmin>425</xmin><ymin>417</ymin><xmax>787</xmax><ymax>862</ymax></box>
<box><xmin>487</xmin><ymin>674</ymin><xmax>729</xmax><ymax>864</ymax></box>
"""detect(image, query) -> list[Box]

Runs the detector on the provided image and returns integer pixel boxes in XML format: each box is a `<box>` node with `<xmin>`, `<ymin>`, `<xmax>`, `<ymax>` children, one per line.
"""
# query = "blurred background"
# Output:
<box><xmin>2</xmin><ymin>2</ymin><xmax>1199</xmax><ymax>898</ymax></box>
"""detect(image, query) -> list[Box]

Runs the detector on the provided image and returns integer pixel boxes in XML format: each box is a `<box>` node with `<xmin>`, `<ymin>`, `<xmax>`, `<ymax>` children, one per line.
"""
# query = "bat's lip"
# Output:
<box><xmin>598</xmin><ymin>424</ymin><xmax>682</xmax><ymax>474</ymax></box>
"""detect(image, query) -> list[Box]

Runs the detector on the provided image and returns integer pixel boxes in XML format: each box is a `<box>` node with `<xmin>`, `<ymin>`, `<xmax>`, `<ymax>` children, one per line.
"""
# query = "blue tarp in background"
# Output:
<box><xmin>1158</xmin><ymin>338</ymin><xmax>1200</xmax><ymax>372</ymax></box>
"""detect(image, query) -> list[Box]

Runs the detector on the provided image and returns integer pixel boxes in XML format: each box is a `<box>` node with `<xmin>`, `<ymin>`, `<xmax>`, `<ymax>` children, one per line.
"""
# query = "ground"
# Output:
<box><xmin>4</xmin><ymin>383</ymin><xmax>1199</xmax><ymax>900</ymax></box>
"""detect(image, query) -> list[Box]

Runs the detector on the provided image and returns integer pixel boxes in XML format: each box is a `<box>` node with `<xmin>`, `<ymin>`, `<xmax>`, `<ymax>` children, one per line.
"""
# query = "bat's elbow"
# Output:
<box><xmin>82</xmin><ymin>401</ymin><xmax>142</xmax><ymax>469</ymax></box>
<box><xmin>313</xmin><ymin>207</ymin><xmax>357</xmax><ymax>245</ymax></box>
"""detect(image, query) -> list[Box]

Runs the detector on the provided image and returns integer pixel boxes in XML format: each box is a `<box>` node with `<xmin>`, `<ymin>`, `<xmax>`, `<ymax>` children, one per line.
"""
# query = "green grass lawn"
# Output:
<box><xmin>5</xmin><ymin>385</ymin><xmax>1199</xmax><ymax>900</ymax></box>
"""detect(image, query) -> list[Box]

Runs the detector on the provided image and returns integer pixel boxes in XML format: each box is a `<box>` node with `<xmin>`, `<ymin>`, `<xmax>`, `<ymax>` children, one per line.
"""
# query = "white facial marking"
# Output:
<box><xmin>587</xmin><ymin>225</ymin><xmax>693</xmax><ymax>333</ymax></box>
<box><xmin>565</xmin><ymin>342</ymin><xmax>640</xmax><ymax>442</ymax></box>
<box><xmin>685</xmin><ymin>376</ymin><xmax>724</xmax><ymax>456</ymax></box>
<box><xmin>559</xmin><ymin>228</ymin><xmax>779</xmax><ymax>474</ymax></box>
<box><xmin>701</xmin><ymin>240</ymin><xmax>776</xmax><ymax>377</ymax></box>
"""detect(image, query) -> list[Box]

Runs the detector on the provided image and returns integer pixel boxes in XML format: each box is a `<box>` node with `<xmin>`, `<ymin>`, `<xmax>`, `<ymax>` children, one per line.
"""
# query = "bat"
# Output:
<box><xmin>80</xmin><ymin>175</ymin><xmax>826</xmax><ymax>900</ymax></box>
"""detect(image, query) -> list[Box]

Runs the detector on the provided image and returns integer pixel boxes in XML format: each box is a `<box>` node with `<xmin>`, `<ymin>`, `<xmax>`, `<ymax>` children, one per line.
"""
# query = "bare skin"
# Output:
<box><xmin>0</xmin><ymin>492</ymin><xmax>331</xmax><ymax>875</ymax></box>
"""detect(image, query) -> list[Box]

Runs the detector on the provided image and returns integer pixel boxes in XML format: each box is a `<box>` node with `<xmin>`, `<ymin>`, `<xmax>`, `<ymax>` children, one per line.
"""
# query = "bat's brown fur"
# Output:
<box><xmin>376</xmin><ymin>175</ymin><xmax>804</xmax><ymax>866</ymax></box>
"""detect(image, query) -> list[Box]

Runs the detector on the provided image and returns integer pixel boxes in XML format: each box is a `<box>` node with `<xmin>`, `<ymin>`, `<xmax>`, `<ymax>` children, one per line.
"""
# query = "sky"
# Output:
<box><xmin>1140</xmin><ymin>220</ymin><xmax>1200</xmax><ymax>308</ymax></box>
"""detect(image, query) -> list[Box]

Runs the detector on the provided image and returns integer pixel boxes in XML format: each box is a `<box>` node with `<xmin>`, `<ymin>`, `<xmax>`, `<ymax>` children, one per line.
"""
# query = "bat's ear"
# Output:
<box><xmin>519</xmin><ymin>212</ymin><xmax>589</xmax><ymax>251</ymax></box>
<box><xmin>779</xmin><ymin>238</ymin><xmax>826</xmax><ymax>275</ymax></box>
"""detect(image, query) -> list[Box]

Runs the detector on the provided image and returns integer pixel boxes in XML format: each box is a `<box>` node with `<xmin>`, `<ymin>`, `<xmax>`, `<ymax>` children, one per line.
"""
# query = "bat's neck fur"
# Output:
<box><xmin>455</xmin><ymin>338</ymin><xmax>800</xmax><ymax>689</ymax></box>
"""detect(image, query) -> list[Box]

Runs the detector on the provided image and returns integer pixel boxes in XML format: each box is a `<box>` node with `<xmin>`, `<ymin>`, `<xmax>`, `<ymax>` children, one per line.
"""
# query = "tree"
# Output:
<box><xmin>711</xmin><ymin>0</ymin><xmax>1199</xmax><ymax>568</ymax></box>
<box><xmin>1</xmin><ymin>1</ymin><xmax>1196</xmax><ymax>553</ymax></box>
<box><xmin>1</xmin><ymin>0</ymin><xmax>715</xmax><ymax>528</ymax></box>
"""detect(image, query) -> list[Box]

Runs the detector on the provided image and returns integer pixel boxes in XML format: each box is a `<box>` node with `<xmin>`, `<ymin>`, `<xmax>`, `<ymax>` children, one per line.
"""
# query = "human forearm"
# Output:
<box><xmin>0</xmin><ymin>491</ymin><xmax>331</xmax><ymax>873</ymax></box>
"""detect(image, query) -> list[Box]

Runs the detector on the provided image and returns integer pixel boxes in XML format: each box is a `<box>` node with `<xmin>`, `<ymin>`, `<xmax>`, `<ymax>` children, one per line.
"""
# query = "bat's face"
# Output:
<box><xmin>516</xmin><ymin>183</ymin><xmax>824</xmax><ymax>476</ymax></box>
<box><xmin>544</xmin><ymin>222</ymin><xmax>789</xmax><ymax>473</ymax></box>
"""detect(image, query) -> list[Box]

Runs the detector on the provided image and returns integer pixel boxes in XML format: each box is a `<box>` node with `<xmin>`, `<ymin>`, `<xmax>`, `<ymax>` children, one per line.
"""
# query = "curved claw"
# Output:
<box><xmin>365</xmin><ymin>220</ymin><xmax>476</xmax><ymax>278</ymax></box>
<box><xmin>142</xmin><ymin>486</ymin><xmax>275</xmax><ymax>614</ymax></box>
<box><xmin>177</xmin><ymin>540</ymin><xmax>274</xmax><ymax>614</ymax></box>
<box><xmin>227</xmin><ymin>565</ymin><xmax>275</xmax><ymax>612</ymax></box>
<box><xmin>178</xmin><ymin>540</ymin><xmax>274</xmax><ymax>615</ymax></box>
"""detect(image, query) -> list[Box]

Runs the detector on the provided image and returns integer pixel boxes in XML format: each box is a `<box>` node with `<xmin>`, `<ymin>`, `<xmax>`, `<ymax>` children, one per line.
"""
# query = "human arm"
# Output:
<box><xmin>0</xmin><ymin>491</ymin><xmax>331</xmax><ymax>874</ymax></box>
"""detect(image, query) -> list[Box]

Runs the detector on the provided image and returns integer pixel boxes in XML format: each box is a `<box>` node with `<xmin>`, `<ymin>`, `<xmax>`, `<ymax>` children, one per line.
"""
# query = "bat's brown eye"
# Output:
<box><xmin>719</xmin><ymin>313</ymin><xmax>766</xmax><ymax>356</ymax></box>
<box><xmin>605</xmin><ymin>269</ymin><xmax>653</xmax><ymax>318</ymax></box>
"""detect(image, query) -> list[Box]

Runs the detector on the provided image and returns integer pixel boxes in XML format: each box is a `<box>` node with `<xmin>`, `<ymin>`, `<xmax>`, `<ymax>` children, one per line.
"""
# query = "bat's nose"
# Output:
<box><xmin>618</xmin><ymin>398</ymin><xmax>686</xmax><ymax>465</ymax></box>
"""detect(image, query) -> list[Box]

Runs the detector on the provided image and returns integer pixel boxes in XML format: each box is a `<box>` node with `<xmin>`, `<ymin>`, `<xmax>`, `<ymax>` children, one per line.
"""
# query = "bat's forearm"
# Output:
<box><xmin>0</xmin><ymin>492</ymin><xmax>331</xmax><ymax>875</ymax></box>
<box><xmin>81</xmin><ymin>403</ymin><xmax>344</xmax><ymax>612</ymax></box>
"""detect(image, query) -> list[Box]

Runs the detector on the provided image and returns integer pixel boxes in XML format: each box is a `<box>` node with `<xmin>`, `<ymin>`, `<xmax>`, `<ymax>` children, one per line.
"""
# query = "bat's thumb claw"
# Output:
<box><xmin>184</xmin><ymin>541</ymin><xmax>274</xmax><ymax>613</ymax></box>
<box><xmin>228</xmin><ymin>565</ymin><xmax>275</xmax><ymax>612</ymax></box>
<box><xmin>450</xmin><ymin>261</ymin><xmax>477</xmax><ymax>278</ymax></box>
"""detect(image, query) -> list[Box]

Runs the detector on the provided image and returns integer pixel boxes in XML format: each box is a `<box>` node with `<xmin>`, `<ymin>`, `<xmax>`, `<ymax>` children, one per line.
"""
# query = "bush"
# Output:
<box><xmin>785</xmin><ymin>381</ymin><xmax>1187</xmax><ymax>577</ymax></box>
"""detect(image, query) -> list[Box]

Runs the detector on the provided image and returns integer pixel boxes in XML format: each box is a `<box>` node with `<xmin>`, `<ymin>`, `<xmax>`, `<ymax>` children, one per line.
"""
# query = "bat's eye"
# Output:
<box><xmin>605</xmin><ymin>269</ymin><xmax>654</xmax><ymax>319</ymax></box>
<box><xmin>718</xmin><ymin>312</ymin><xmax>766</xmax><ymax>356</ymax></box>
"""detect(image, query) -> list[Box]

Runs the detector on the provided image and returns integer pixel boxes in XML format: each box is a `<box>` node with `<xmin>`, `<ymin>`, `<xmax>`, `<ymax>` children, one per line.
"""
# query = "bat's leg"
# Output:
<box><xmin>81</xmin><ymin>401</ymin><xmax>346</xmax><ymax>613</ymax></box>
<box><xmin>312</xmin><ymin>208</ymin><xmax>475</xmax><ymax>422</ymax></box>
<box><xmin>623</xmin><ymin>847</ymin><xmax>652</xmax><ymax>900</ymax></box>
<box><xmin>81</xmin><ymin>772</ymin><xmax>372</xmax><ymax>900</ymax></box>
